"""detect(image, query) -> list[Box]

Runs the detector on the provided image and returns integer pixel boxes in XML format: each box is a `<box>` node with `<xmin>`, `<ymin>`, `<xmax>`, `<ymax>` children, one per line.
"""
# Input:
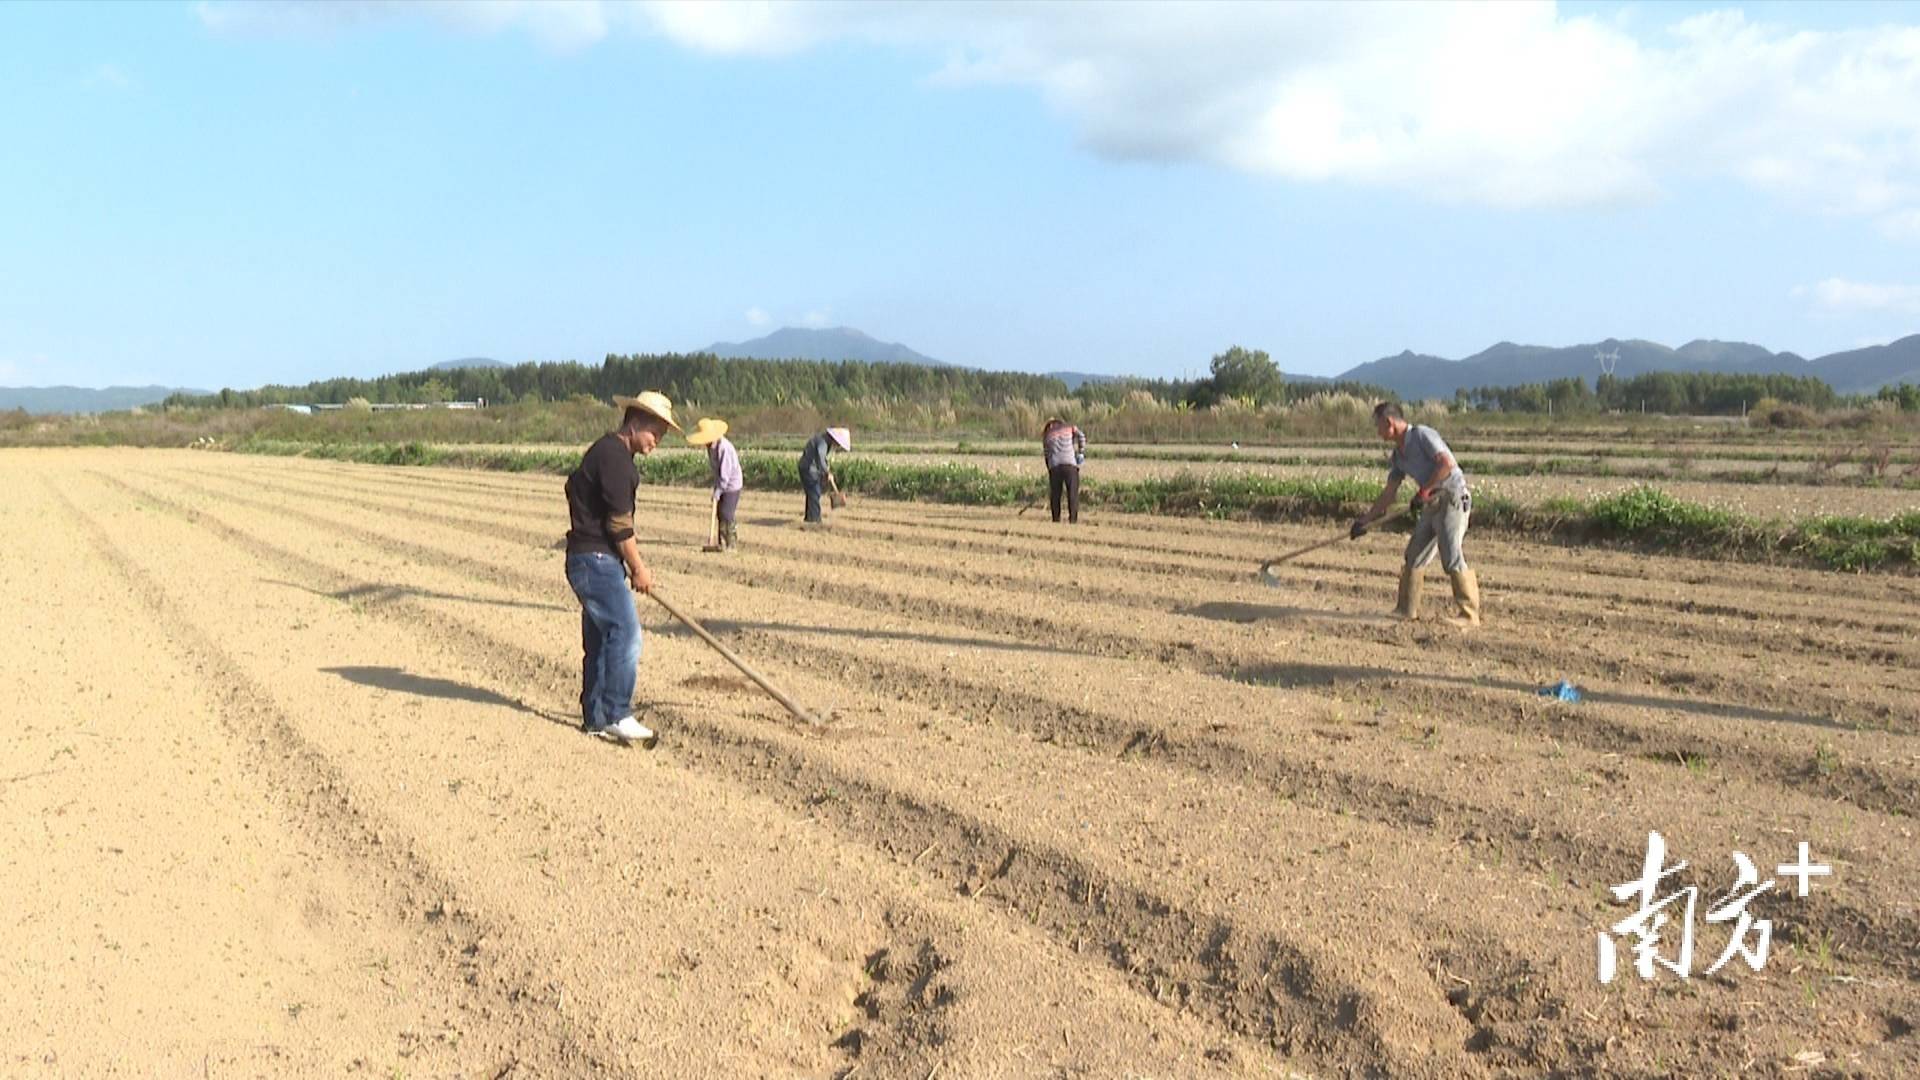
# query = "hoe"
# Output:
<box><xmin>1258</xmin><ymin>505</ymin><xmax>1411</xmax><ymax>585</ymax></box>
<box><xmin>701</xmin><ymin>498</ymin><xmax>724</xmax><ymax>553</ymax></box>
<box><xmin>647</xmin><ymin>589</ymin><xmax>824</xmax><ymax>729</ymax></box>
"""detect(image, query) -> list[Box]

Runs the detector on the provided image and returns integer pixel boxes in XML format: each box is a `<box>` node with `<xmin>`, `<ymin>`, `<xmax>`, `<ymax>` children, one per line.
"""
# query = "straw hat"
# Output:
<box><xmin>685</xmin><ymin>417</ymin><xmax>729</xmax><ymax>447</ymax></box>
<box><xmin>826</xmin><ymin>427</ymin><xmax>851</xmax><ymax>451</ymax></box>
<box><xmin>612</xmin><ymin>390</ymin><xmax>683</xmax><ymax>433</ymax></box>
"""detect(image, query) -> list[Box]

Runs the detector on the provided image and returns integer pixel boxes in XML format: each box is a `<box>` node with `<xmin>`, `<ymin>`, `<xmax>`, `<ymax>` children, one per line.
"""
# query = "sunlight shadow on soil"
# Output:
<box><xmin>654</xmin><ymin>618</ymin><xmax>1084</xmax><ymax>657</ymax></box>
<box><xmin>1232</xmin><ymin>661</ymin><xmax>1858</xmax><ymax>732</ymax></box>
<box><xmin>1180</xmin><ymin>601</ymin><xmax>1381</xmax><ymax>625</ymax></box>
<box><xmin>265</xmin><ymin>578</ymin><xmax>572</xmax><ymax>613</ymax></box>
<box><xmin>321</xmin><ymin>665</ymin><xmax>556</xmax><ymax>721</ymax></box>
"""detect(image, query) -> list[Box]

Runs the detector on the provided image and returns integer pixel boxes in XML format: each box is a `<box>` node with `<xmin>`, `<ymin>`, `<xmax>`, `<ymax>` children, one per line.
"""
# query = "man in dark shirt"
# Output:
<box><xmin>1350</xmin><ymin>401</ymin><xmax>1481</xmax><ymax>626</ymax></box>
<box><xmin>565</xmin><ymin>390</ymin><xmax>682</xmax><ymax>743</ymax></box>
<box><xmin>797</xmin><ymin>427</ymin><xmax>849</xmax><ymax>524</ymax></box>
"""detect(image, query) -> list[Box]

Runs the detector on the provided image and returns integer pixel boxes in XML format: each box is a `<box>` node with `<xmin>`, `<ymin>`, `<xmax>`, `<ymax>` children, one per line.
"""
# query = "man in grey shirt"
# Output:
<box><xmin>1349</xmin><ymin>401</ymin><xmax>1481</xmax><ymax>626</ymax></box>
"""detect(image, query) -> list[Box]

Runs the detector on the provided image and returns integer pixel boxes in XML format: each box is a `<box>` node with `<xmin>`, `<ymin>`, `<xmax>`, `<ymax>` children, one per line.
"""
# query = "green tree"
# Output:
<box><xmin>1195</xmin><ymin>345</ymin><xmax>1285</xmax><ymax>407</ymax></box>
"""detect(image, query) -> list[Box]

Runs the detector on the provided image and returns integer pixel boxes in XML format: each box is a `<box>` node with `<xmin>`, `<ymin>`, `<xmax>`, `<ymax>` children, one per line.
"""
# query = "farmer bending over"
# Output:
<box><xmin>798</xmin><ymin>427</ymin><xmax>849</xmax><ymax>524</ymax></box>
<box><xmin>1349</xmin><ymin>401</ymin><xmax>1481</xmax><ymax>627</ymax></box>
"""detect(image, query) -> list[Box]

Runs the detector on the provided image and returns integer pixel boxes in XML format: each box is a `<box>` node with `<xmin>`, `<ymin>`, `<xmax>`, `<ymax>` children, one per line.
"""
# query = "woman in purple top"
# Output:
<box><xmin>687</xmin><ymin>417</ymin><xmax>744</xmax><ymax>551</ymax></box>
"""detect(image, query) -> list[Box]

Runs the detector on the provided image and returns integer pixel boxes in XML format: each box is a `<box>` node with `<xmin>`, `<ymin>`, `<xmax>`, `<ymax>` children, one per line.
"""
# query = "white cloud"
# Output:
<box><xmin>799</xmin><ymin>309</ymin><xmax>832</xmax><ymax>329</ymax></box>
<box><xmin>745</xmin><ymin>306</ymin><xmax>771</xmax><ymax>327</ymax></box>
<box><xmin>1799</xmin><ymin>278</ymin><xmax>1920</xmax><ymax>316</ymax></box>
<box><xmin>194</xmin><ymin>1</ymin><xmax>1920</xmax><ymax>227</ymax></box>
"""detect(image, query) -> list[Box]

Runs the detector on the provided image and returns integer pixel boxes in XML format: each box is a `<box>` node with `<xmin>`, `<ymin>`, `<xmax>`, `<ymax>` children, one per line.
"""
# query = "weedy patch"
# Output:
<box><xmin>1813</xmin><ymin>743</ymin><xmax>1842</xmax><ymax>779</ymax></box>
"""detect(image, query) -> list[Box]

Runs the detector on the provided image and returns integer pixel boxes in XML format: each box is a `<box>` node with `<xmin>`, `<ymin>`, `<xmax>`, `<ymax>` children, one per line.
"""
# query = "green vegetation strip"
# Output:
<box><xmin>236</xmin><ymin>439</ymin><xmax>1920</xmax><ymax>572</ymax></box>
<box><xmin>742</xmin><ymin>441</ymin><xmax>1919</xmax><ymax>487</ymax></box>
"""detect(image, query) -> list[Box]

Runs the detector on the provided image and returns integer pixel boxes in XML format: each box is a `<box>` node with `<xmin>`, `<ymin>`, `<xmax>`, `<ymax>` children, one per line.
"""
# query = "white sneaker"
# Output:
<box><xmin>596</xmin><ymin>715</ymin><xmax>656</xmax><ymax>745</ymax></box>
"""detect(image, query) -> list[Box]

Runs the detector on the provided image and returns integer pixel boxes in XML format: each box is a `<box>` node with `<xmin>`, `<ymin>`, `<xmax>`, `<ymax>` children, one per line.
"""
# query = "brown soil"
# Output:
<box><xmin>5</xmin><ymin>448</ymin><xmax>1916</xmax><ymax>1078</ymax></box>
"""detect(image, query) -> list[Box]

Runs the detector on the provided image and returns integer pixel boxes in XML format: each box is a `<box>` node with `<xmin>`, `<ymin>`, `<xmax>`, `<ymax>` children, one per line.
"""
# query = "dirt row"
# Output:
<box><xmin>8</xmin><ymin>448</ymin><xmax>1916</xmax><ymax>1076</ymax></box>
<box><xmin>15</xmin><ymin>455</ymin><xmax>1281</xmax><ymax>1077</ymax></box>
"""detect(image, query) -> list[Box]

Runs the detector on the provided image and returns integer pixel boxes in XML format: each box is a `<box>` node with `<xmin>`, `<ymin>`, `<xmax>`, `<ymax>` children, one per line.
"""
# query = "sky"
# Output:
<box><xmin>2</xmin><ymin>0</ymin><xmax>1919</xmax><ymax>390</ymax></box>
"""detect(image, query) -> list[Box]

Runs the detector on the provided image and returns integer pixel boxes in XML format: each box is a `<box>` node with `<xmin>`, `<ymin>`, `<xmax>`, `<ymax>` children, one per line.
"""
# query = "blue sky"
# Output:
<box><xmin>3</xmin><ymin>1</ymin><xmax>1918</xmax><ymax>390</ymax></box>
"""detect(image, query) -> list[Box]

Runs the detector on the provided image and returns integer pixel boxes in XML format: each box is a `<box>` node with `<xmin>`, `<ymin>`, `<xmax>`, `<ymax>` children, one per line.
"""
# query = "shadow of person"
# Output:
<box><xmin>319</xmin><ymin>665</ymin><xmax>574</xmax><ymax>728</ymax></box>
<box><xmin>1180</xmin><ymin>601</ymin><xmax>1380</xmax><ymax>625</ymax></box>
<box><xmin>264</xmin><ymin>579</ymin><xmax>570</xmax><ymax>614</ymax></box>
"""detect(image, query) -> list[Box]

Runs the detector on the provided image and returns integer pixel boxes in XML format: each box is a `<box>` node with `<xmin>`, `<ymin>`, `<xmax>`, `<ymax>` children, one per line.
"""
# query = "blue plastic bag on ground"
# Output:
<box><xmin>1538</xmin><ymin>679</ymin><xmax>1583</xmax><ymax>703</ymax></box>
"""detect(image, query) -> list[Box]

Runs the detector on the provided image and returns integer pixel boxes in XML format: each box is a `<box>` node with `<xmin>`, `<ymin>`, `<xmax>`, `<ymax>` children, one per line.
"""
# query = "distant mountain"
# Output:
<box><xmin>1046</xmin><ymin>371</ymin><xmax>1118</xmax><ymax>391</ymax></box>
<box><xmin>1807</xmin><ymin>334</ymin><xmax>1920</xmax><ymax>395</ymax></box>
<box><xmin>430</xmin><ymin>357</ymin><xmax>506</xmax><ymax>371</ymax></box>
<box><xmin>0</xmin><ymin>385</ymin><xmax>206</xmax><ymax>415</ymax></box>
<box><xmin>702</xmin><ymin>326</ymin><xmax>948</xmax><ymax>367</ymax></box>
<box><xmin>1329</xmin><ymin>337</ymin><xmax>1890</xmax><ymax>400</ymax></box>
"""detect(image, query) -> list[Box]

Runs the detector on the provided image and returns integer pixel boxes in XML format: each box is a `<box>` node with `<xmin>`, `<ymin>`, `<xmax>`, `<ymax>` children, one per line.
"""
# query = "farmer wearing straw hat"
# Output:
<box><xmin>798</xmin><ymin>426</ymin><xmax>850</xmax><ymax>524</ymax></box>
<box><xmin>687</xmin><ymin>417</ymin><xmax>743</xmax><ymax>551</ymax></box>
<box><xmin>564</xmin><ymin>390</ymin><xmax>682</xmax><ymax>744</ymax></box>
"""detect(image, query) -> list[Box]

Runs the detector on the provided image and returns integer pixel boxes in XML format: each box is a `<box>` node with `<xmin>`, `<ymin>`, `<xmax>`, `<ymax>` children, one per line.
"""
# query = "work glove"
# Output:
<box><xmin>1409</xmin><ymin>490</ymin><xmax>1430</xmax><ymax>513</ymax></box>
<box><xmin>1349</xmin><ymin>518</ymin><xmax>1369</xmax><ymax>540</ymax></box>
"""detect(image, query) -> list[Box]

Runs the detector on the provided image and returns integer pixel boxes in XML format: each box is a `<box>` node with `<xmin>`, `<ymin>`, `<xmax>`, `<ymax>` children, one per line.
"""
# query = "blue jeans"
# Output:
<box><xmin>565</xmin><ymin>551</ymin><xmax>642</xmax><ymax>729</ymax></box>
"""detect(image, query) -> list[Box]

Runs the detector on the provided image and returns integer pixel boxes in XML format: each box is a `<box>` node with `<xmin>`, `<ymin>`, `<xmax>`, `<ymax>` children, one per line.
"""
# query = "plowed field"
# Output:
<box><xmin>4</xmin><ymin>449</ymin><xmax>1916</xmax><ymax>1077</ymax></box>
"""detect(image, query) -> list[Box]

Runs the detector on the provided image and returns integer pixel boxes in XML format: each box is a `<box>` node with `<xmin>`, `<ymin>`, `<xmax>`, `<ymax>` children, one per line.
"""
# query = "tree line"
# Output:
<box><xmin>163</xmin><ymin>348</ymin><xmax>1390</xmax><ymax>412</ymax></box>
<box><xmin>1456</xmin><ymin>371</ymin><xmax>1842</xmax><ymax>415</ymax></box>
<box><xmin>164</xmin><ymin>354</ymin><xmax>1072</xmax><ymax>410</ymax></box>
<box><xmin>162</xmin><ymin>347</ymin><xmax>1899</xmax><ymax>418</ymax></box>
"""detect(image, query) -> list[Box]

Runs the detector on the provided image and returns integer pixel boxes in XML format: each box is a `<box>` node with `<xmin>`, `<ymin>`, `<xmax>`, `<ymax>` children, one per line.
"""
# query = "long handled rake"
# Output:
<box><xmin>1257</xmin><ymin>505</ymin><xmax>1412</xmax><ymax>586</ymax></box>
<box><xmin>647</xmin><ymin>588</ymin><xmax>825</xmax><ymax>728</ymax></box>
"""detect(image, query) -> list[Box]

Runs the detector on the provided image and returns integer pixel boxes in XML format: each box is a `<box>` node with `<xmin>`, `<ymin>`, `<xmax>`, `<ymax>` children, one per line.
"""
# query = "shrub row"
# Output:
<box><xmin>235</xmin><ymin>440</ymin><xmax>1920</xmax><ymax>572</ymax></box>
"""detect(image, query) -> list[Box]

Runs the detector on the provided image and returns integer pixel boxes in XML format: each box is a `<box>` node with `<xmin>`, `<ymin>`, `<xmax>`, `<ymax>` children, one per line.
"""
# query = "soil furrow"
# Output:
<box><xmin>44</xmin><ymin>483</ymin><xmax>607</xmax><ymax>1076</ymax></box>
<box><xmin>99</xmin><ymin>453</ymin><xmax>1920</xmax><ymax>1075</ymax></box>
<box><xmin>141</xmin><ymin>464</ymin><xmax>1920</xmax><ymax>826</ymax></box>
<box><xmin>118</xmin><ymin>463</ymin><xmax>1920</xmax><ymax>991</ymax></box>
<box><xmin>102</xmin><ymin>471</ymin><xmax>1492</xmax><ymax>1076</ymax></box>
<box><xmin>206</xmin><ymin>457</ymin><xmax>1920</xmax><ymax>671</ymax></box>
<box><xmin>68</xmin><ymin>464</ymin><xmax>1291</xmax><ymax>1077</ymax></box>
<box><xmin>164</xmin><ymin>463</ymin><xmax>1920</xmax><ymax>743</ymax></box>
